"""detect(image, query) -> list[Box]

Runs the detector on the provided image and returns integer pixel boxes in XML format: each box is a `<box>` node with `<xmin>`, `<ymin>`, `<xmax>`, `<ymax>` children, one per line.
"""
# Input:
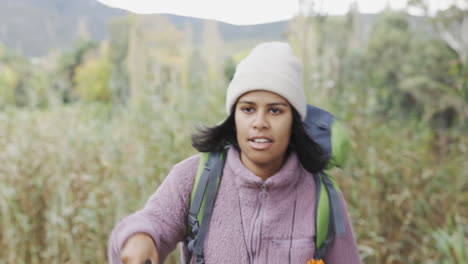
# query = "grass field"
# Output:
<box><xmin>0</xmin><ymin>84</ymin><xmax>466</xmax><ymax>263</ymax></box>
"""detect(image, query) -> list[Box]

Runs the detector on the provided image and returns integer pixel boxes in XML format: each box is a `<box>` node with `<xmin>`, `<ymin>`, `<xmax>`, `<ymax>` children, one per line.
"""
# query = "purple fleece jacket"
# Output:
<box><xmin>108</xmin><ymin>147</ymin><xmax>360</xmax><ymax>264</ymax></box>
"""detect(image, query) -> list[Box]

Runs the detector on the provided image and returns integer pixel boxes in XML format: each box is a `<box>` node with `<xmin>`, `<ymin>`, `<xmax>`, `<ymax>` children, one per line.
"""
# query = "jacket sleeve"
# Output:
<box><xmin>323</xmin><ymin>193</ymin><xmax>361</xmax><ymax>264</ymax></box>
<box><xmin>107</xmin><ymin>154</ymin><xmax>200</xmax><ymax>264</ymax></box>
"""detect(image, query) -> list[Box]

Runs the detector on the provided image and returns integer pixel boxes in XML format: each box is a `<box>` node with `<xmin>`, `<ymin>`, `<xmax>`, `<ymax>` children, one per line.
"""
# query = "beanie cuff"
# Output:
<box><xmin>226</xmin><ymin>72</ymin><xmax>307</xmax><ymax>120</ymax></box>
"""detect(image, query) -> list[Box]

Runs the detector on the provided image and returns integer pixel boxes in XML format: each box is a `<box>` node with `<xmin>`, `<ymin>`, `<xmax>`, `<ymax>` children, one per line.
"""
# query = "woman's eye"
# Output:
<box><xmin>242</xmin><ymin>107</ymin><xmax>254</xmax><ymax>113</ymax></box>
<box><xmin>270</xmin><ymin>108</ymin><xmax>282</xmax><ymax>114</ymax></box>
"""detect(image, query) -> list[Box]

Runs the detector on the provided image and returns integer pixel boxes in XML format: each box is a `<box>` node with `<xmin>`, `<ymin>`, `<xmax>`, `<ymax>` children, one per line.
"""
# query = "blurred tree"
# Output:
<box><xmin>223</xmin><ymin>57</ymin><xmax>236</xmax><ymax>82</ymax></box>
<box><xmin>287</xmin><ymin>1</ymin><xmax>326</xmax><ymax>104</ymax></box>
<box><xmin>0</xmin><ymin>42</ymin><xmax>5</xmax><ymax>60</ymax></box>
<box><xmin>401</xmin><ymin>37</ymin><xmax>465</xmax><ymax>128</ymax></box>
<box><xmin>319</xmin><ymin>14</ymin><xmax>356</xmax><ymax>104</ymax></box>
<box><xmin>26</xmin><ymin>68</ymin><xmax>52</xmax><ymax>108</ymax></box>
<box><xmin>57</xmin><ymin>38</ymin><xmax>97</xmax><ymax>103</ymax></box>
<box><xmin>365</xmin><ymin>10</ymin><xmax>467</xmax><ymax>127</ymax></box>
<box><xmin>223</xmin><ymin>49</ymin><xmax>249</xmax><ymax>82</ymax></box>
<box><xmin>201</xmin><ymin>20</ymin><xmax>224</xmax><ymax>88</ymax></box>
<box><xmin>179</xmin><ymin>23</ymin><xmax>194</xmax><ymax>103</ymax></box>
<box><xmin>74</xmin><ymin>56</ymin><xmax>112</xmax><ymax>102</ymax></box>
<box><xmin>126</xmin><ymin>15</ymin><xmax>147</xmax><ymax>102</ymax></box>
<box><xmin>0</xmin><ymin>65</ymin><xmax>18</xmax><ymax>107</ymax></box>
<box><xmin>365</xmin><ymin>11</ymin><xmax>414</xmax><ymax>117</ymax></box>
<box><xmin>108</xmin><ymin>16</ymin><xmax>132</xmax><ymax>106</ymax></box>
<box><xmin>0</xmin><ymin>48</ymin><xmax>43</xmax><ymax>108</ymax></box>
<box><xmin>288</xmin><ymin>1</ymin><xmax>380</xmax><ymax>118</ymax></box>
<box><xmin>407</xmin><ymin>1</ymin><xmax>468</xmax><ymax>126</ymax></box>
<box><xmin>435</xmin><ymin>3</ymin><xmax>468</xmax><ymax>63</ymax></box>
<box><xmin>434</xmin><ymin>5</ymin><xmax>468</xmax><ymax>125</ymax></box>
<box><xmin>115</xmin><ymin>15</ymin><xmax>186</xmax><ymax>104</ymax></box>
<box><xmin>408</xmin><ymin>0</ymin><xmax>468</xmax><ymax>61</ymax></box>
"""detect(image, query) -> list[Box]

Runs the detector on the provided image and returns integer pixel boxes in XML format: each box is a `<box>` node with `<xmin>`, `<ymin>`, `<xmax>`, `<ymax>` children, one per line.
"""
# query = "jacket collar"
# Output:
<box><xmin>225</xmin><ymin>147</ymin><xmax>303</xmax><ymax>198</ymax></box>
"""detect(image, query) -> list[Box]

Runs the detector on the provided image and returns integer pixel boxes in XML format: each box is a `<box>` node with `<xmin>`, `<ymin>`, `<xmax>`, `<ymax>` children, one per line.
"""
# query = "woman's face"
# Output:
<box><xmin>235</xmin><ymin>90</ymin><xmax>293</xmax><ymax>177</ymax></box>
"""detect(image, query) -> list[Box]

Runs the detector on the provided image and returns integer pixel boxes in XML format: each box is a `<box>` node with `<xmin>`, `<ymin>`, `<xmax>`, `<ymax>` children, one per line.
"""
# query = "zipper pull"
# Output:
<box><xmin>259</xmin><ymin>183</ymin><xmax>268</xmax><ymax>201</ymax></box>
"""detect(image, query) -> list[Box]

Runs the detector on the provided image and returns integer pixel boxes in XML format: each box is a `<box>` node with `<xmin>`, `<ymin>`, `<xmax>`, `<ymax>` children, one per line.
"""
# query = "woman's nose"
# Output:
<box><xmin>252</xmin><ymin>113</ymin><xmax>269</xmax><ymax>129</ymax></box>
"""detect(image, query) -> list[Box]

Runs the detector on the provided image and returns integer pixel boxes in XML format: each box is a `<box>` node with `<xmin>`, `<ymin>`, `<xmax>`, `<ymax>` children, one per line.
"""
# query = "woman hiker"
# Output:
<box><xmin>108</xmin><ymin>42</ymin><xmax>361</xmax><ymax>264</ymax></box>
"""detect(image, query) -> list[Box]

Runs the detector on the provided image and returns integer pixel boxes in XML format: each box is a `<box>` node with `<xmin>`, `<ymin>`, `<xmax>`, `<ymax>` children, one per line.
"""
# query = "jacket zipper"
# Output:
<box><xmin>248</xmin><ymin>183</ymin><xmax>268</xmax><ymax>264</ymax></box>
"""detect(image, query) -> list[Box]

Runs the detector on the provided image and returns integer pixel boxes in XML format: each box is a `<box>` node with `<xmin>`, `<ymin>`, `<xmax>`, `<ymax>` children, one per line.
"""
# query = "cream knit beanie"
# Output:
<box><xmin>225</xmin><ymin>42</ymin><xmax>306</xmax><ymax>120</ymax></box>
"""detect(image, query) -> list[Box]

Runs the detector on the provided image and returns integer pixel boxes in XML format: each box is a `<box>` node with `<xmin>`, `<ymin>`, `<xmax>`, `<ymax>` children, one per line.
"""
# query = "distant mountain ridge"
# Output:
<box><xmin>0</xmin><ymin>0</ymin><xmax>433</xmax><ymax>57</ymax></box>
<box><xmin>0</xmin><ymin>0</ymin><xmax>126</xmax><ymax>56</ymax></box>
<box><xmin>0</xmin><ymin>0</ymin><xmax>291</xmax><ymax>57</ymax></box>
<box><xmin>162</xmin><ymin>14</ymin><xmax>289</xmax><ymax>44</ymax></box>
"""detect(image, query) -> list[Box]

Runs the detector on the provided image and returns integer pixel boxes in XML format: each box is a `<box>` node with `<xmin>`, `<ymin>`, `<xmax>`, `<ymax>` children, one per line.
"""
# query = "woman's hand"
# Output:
<box><xmin>120</xmin><ymin>233</ymin><xmax>159</xmax><ymax>264</ymax></box>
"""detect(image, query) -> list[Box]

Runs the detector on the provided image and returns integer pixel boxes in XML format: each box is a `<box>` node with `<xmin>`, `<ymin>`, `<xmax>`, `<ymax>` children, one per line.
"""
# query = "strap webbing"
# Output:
<box><xmin>188</xmin><ymin>153</ymin><xmax>218</xmax><ymax>227</ymax></box>
<box><xmin>315</xmin><ymin>173</ymin><xmax>329</xmax><ymax>250</ymax></box>
<box><xmin>186</xmin><ymin>150</ymin><xmax>227</xmax><ymax>264</ymax></box>
<box><xmin>322</xmin><ymin>173</ymin><xmax>346</xmax><ymax>237</ymax></box>
<box><xmin>192</xmin><ymin>151</ymin><xmax>226</xmax><ymax>261</ymax></box>
<box><xmin>314</xmin><ymin>172</ymin><xmax>346</xmax><ymax>260</ymax></box>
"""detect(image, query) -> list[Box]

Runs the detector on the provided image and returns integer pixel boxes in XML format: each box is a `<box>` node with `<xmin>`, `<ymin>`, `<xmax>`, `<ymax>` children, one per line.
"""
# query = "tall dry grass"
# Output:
<box><xmin>342</xmin><ymin>118</ymin><xmax>467</xmax><ymax>263</ymax></box>
<box><xmin>0</xmin><ymin>89</ymin><xmax>226</xmax><ymax>263</ymax></box>
<box><xmin>0</xmin><ymin>52</ymin><xmax>467</xmax><ymax>264</ymax></box>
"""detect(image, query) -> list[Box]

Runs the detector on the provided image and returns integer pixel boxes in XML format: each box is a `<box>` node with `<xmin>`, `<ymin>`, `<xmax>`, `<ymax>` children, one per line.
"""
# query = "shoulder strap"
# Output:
<box><xmin>314</xmin><ymin>171</ymin><xmax>346</xmax><ymax>260</ymax></box>
<box><xmin>186</xmin><ymin>150</ymin><xmax>227</xmax><ymax>264</ymax></box>
<box><xmin>188</xmin><ymin>152</ymin><xmax>211</xmax><ymax>228</ymax></box>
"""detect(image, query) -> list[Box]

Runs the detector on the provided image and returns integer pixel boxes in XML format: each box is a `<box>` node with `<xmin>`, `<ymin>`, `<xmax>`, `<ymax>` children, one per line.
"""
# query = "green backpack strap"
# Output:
<box><xmin>186</xmin><ymin>150</ymin><xmax>227</xmax><ymax>264</ymax></box>
<box><xmin>314</xmin><ymin>172</ymin><xmax>346</xmax><ymax>260</ymax></box>
<box><xmin>190</xmin><ymin>152</ymin><xmax>210</xmax><ymax>225</ymax></box>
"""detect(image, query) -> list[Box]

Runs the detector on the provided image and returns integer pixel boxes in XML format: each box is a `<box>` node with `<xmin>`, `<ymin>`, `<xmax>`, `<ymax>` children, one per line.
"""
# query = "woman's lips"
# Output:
<box><xmin>248</xmin><ymin>138</ymin><xmax>273</xmax><ymax>150</ymax></box>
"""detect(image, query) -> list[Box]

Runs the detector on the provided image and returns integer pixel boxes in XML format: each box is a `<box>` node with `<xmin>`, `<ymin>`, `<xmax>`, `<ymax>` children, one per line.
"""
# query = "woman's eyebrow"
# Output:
<box><xmin>268</xmin><ymin>102</ymin><xmax>289</xmax><ymax>107</ymax></box>
<box><xmin>237</xmin><ymin>100</ymin><xmax>256</xmax><ymax>105</ymax></box>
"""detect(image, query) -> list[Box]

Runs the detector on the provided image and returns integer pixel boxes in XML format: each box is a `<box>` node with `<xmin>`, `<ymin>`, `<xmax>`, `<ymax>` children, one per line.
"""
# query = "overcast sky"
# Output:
<box><xmin>97</xmin><ymin>0</ymin><xmax>457</xmax><ymax>25</ymax></box>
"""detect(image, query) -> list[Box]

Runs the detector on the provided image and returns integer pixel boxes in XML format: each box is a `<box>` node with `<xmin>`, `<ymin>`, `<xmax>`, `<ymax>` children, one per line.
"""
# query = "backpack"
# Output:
<box><xmin>185</xmin><ymin>104</ymin><xmax>350</xmax><ymax>264</ymax></box>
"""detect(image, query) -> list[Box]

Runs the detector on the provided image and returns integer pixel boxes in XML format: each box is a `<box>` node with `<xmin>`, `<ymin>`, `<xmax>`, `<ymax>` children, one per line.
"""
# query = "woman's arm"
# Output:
<box><xmin>108</xmin><ymin>154</ymin><xmax>200</xmax><ymax>264</ymax></box>
<box><xmin>323</xmin><ymin>193</ymin><xmax>361</xmax><ymax>264</ymax></box>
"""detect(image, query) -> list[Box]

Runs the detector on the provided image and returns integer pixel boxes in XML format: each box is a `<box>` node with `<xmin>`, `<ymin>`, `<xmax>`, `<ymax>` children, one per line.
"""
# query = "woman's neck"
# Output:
<box><xmin>239</xmin><ymin>153</ymin><xmax>287</xmax><ymax>181</ymax></box>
